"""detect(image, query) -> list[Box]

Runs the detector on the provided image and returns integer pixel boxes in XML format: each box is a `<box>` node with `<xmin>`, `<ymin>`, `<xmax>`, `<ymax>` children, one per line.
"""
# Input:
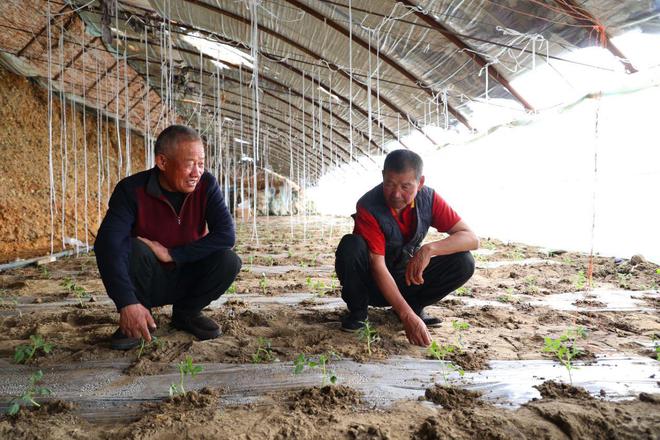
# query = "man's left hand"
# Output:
<box><xmin>137</xmin><ymin>236</ymin><xmax>173</xmax><ymax>263</ymax></box>
<box><xmin>405</xmin><ymin>245</ymin><xmax>431</xmax><ymax>286</ymax></box>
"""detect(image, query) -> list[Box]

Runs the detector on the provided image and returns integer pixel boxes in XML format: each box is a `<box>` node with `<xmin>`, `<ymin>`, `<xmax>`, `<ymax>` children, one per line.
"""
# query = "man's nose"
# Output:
<box><xmin>191</xmin><ymin>165</ymin><xmax>201</xmax><ymax>177</ymax></box>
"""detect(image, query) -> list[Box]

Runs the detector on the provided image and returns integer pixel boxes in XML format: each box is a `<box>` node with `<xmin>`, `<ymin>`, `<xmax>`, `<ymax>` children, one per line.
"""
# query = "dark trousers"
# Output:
<box><xmin>335</xmin><ymin>234</ymin><xmax>475</xmax><ymax>320</ymax></box>
<box><xmin>129</xmin><ymin>238</ymin><xmax>241</xmax><ymax>316</ymax></box>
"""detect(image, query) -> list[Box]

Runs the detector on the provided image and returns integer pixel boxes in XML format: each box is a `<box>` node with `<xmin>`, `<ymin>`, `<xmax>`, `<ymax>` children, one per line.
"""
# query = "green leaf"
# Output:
<box><xmin>330</xmin><ymin>374</ymin><xmax>337</xmax><ymax>384</ymax></box>
<box><xmin>7</xmin><ymin>402</ymin><xmax>20</xmax><ymax>416</ymax></box>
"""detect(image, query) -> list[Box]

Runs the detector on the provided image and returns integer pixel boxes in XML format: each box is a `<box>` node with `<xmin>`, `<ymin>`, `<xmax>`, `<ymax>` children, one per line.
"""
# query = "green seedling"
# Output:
<box><xmin>40</xmin><ymin>266</ymin><xmax>50</xmax><ymax>278</ymax></box>
<box><xmin>251</xmin><ymin>337</ymin><xmax>278</xmax><ymax>363</ymax></box>
<box><xmin>357</xmin><ymin>320</ymin><xmax>379</xmax><ymax>356</ymax></box>
<box><xmin>259</xmin><ymin>273</ymin><xmax>268</xmax><ymax>294</ymax></box>
<box><xmin>454</xmin><ymin>286</ymin><xmax>472</xmax><ymax>297</ymax></box>
<box><xmin>563</xmin><ymin>256</ymin><xmax>575</xmax><ymax>265</ymax></box>
<box><xmin>482</xmin><ymin>241</ymin><xmax>497</xmax><ymax>251</ymax></box>
<box><xmin>306</xmin><ymin>276</ymin><xmax>313</xmax><ymax>289</ymax></box>
<box><xmin>14</xmin><ymin>334</ymin><xmax>54</xmax><ymax>364</ymax></box>
<box><xmin>617</xmin><ymin>273</ymin><xmax>631</xmax><ymax>289</ymax></box>
<box><xmin>299</xmin><ymin>260</ymin><xmax>308</xmax><ymax>268</ymax></box>
<box><xmin>266</xmin><ymin>256</ymin><xmax>275</xmax><ymax>266</ymax></box>
<box><xmin>61</xmin><ymin>277</ymin><xmax>90</xmax><ymax>306</ymax></box>
<box><xmin>575</xmin><ymin>270</ymin><xmax>587</xmax><ymax>290</ymax></box>
<box><xmin>497</xmin><ymin>294</ymin><xmax>518</xmax><ymax>303</ymax></box>
<box><xmin>169</xmin><ymin>356</ymin><xmax>203</xmax><ymax>397</ymax></box>
<box><xmin>525</xmin><ymin>276</ymin><xmax>539</xmax><ymax>294</ymax></box>
<box><xmin>427</xmin><ymin>341</ymin><xmax>464</xmax><ymax>386</ymax></box>
<box><xmin>451</xmin><ymin>320</ymin><xmax>470</xmax><ymax>351</ymax></box>
<box><xmin>6</xmin><ymin>370</ymin><xmax>51</xmax><ymax>416</ymax></box>
<box><xmin>473</xmin><ymin>253</ymin><xmax>488</xmax><ymax>262</ymax></box>
<box><xmin>226</xmin><ymin>282</ymin><xmax>237</xmax><ymax>295</ymax></box>
<box><xmin>136</xmin><ymin>336</ymin><xmax>163</xmax><ymax>360</ymax></box>
<box><xmin>287</xmin><ymin>250</ymin><xmax>293</xmax><ymax>259</ymax></box>
<box><xmin>247</xmin><ymin>255</ymin><xmax>255</xmax><ymax>265</ymax></box>
<box><xmin>655</xmin><ymin>268</ymin><xmax>660</xmax><ymax>275</ymax></box>
<box><xmin>510</xmin><ymin>249</ymin><xmax>525</xmax><ymax>261</ymax></box>
<box><xmin>293</xmin><ymin>352</ymin><xmax>338</xmax><ymax>386</ymax></box>
<box><xmin>543</xmin><ymin>326</ymin><xmax>588</xmax><ymax>385</ymax></box>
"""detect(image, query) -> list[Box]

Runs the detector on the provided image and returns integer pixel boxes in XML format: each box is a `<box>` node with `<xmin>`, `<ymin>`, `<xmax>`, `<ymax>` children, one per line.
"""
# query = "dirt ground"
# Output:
<box><xmin>0</xmin><ymin>216</ymin><xmax>659</xmax><ymax>438</ymax></box>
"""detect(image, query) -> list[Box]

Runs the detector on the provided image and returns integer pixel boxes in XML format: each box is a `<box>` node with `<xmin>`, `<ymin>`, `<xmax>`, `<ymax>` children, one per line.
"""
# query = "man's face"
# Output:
<box><xmin>382</xmin><ymin>168</ymin><xmax>425</xmax><ymax>211</ymax></box>
<box><xmin>156</xmin><ymin>139</ymin><xmax>205</xmax><ymax>193</ymax></box>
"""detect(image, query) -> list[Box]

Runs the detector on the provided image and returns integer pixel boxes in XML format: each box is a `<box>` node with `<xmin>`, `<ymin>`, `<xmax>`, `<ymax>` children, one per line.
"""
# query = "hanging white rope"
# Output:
<box><xmin>59</xmin><ymin>25</ymin><xmax>67</xmax><ymax>250</ymax></box>
<box><xmin>81</xmin><ymin>28</ymin><xmax>90</xmax><ymax>250</ymax></box>
<box><xmin>249</xmin><ymin>0</ymin><xmax>260</xmax><ymax>243</ymax></box>
<box><xmin>47</xmin><ymin>2</ymin><xmax>55</xmax><ymax>255</ymax></box>
<box><xmin>348</xmin><ymin>0</ymin><xmax>353</xmax><ymax>162</ymax></box>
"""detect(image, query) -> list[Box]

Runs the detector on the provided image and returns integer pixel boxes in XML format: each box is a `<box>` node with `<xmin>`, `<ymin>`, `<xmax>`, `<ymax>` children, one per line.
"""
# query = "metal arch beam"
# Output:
<box><xmin>282</xmin><ymin>0</ymin><xmax>472</xmax><ymax>130</ymax></box>
<box><xmin>53</xmin><ymin>37</ymin><xmax>100</xmax><ymax>82</ymax></box>
<box><xmin>399</xmin><ymin>0</ymin><xmax>535</xmax><ymax>111</ymax></box>
<box><xmin>180</xmin><ymin>0</ymin><xmax>393</xmax><ymax>152</ymax></box>
<box><xmin>105</xmin><ymin>72</ymin><xmax>141</xmax><ymax>109</ymax></box>
<box><xmin>552</xmin><ymin>0</ymin><xmax>637</xmax><ymax>74</ymax></box>
<box><xmin>16</xmin><ymin>4</ymin><xmax>70</xmax><ymax>57</ymax></box>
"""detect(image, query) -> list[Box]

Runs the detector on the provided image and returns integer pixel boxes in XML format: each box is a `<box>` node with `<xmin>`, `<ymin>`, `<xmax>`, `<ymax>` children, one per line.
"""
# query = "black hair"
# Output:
<box><xmin>154</xmin><ymin>125</ymin><xmax>201</xmax><ymax>156</ymax></box>
<box><xmin>383</xmin><ymin>149</ymin><xmax>423</xmax><ymax>180</ymax></box>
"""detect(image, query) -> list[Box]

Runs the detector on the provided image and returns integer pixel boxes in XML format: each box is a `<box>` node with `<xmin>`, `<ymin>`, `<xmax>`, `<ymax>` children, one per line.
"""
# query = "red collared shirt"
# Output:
<box><xmin>354</xmin><ymin>191</ymin><xmax>461</xmax><ymax>255</ymax></box>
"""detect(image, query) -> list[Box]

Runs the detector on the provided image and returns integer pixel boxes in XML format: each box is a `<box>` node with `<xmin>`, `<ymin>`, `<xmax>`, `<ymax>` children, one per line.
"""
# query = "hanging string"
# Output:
<box><xmin>47</xmin><ymin>1</ymin><xmax>55</xmax><ymax>255</ymax></box>
<box><xmin>587</xmin><ymin>94</ymin><xmax>602</xmax><ymax>290</ymax></box>
<box><xmin>72</xmin><ymin>99</ymin><xmax>79</xmax><ymax>253</ymax></box>
<box><xmin>348</xmin><ymin>0</ymin><xmax>353</xmax><ymax>162</ymax></box>
<box><xmin>144</xmin><ymin>25</ymin><xmax>150</xmax><ymax>169</ymax></box>
<box><xmin>81</xmin><ymin>27</ymin><xmax>89</xmax><ymax>250</ymax></box>
<box><xmin>59</xmin><ymin>24</ymin><xmax>67</xmax><ymax>250</ymax></box>
<box><xmin>249</xmin><ymin>0</ymin><xmax>259</xmax><ymax>244</ymax></box>
<box><xmin>123</xmin><ymin>31</ymin><xmax>131</xmax><ymax>177</ymax></box>
<box><xmin>288</xmin><ymin>87</ymin><xmax>294</xmax><ymax>235</ymax></box>
<box><xmin>114</xmin><ymin>0</ymin><xmax>123</xmax><ymax>180</ymax></box>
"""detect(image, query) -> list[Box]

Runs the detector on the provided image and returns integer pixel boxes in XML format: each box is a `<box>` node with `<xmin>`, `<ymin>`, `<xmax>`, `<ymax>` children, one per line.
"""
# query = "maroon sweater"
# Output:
<box><xmin>95</xmin><ymin>167</ymin><xmax>235</xmax><ymax>310</ymax></box>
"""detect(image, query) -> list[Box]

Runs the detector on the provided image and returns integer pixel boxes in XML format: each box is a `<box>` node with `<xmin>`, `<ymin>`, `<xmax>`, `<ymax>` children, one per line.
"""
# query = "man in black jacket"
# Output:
<box><xmin>95</xmin><ymin>125</ymin><xmax>241</xmax><ymax>349</ymax></box>
<box><xmin>335</xmin><ymin>149</ymin><xmax>477</xmax><ymax>346</ymax></box>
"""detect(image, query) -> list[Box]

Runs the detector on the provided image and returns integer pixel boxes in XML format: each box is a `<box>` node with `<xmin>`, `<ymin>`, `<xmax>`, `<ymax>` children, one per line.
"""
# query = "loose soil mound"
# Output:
<box><xmin>534</xmin><ymin>380</ymin><xmax>593</xmax><ymax>400</ymax></box>
<box><xmin>424</xmin><ymin>384</ymin><xmax>482</xmax><ymax>409</ymax></box>
<box><xmin>289</xmin><ymin>385</ymin><xmax>363</xmax><ymax>415</ymax></box>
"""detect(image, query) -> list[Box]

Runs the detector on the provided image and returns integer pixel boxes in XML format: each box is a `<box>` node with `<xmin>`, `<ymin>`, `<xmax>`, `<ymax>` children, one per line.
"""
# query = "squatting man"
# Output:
<box><xmin>335</xmin><ymin>149</ymin><xmax>478</xmax><ymax>347</ymax></box>
<box><xmin>95</xmin><ymin>125</ymin><xmax>240</xmax><ymax>349</ymax></box>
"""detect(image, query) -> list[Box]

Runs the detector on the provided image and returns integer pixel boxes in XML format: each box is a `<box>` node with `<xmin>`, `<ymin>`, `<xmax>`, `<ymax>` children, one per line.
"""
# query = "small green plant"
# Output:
<box><xmin>655</xmin><ymin>268</ymin><xmax>660</xmax><ymax>275</ymax></box>
<box><xmin>563</xmin><ymin>256</ymin><xmax>575</xmax><ymax>265</ymax></box>
<box><xmin>524</xmin><ymin>275</ymin><xmax>539</xmax><ymax>294</ymax></box>
<box><xmin>40</xmin><ymin>265</ymin><xmax>51</xmax><ymax>278</ymax></box>
<box><xmin>357</xmin><ymin>320</ymin><xmax>379</xmax><ymax>355</ymax></box>
<box><xmin>575</xmin><ymin>270</ymin><xmax>587</xmax><ymax>290</ymax></box>
<box><xmin>251</xmin><ymin>337</ymin><xmax>278</xmax><ymax>363</ymax></box>
<box><xmin>427</xmin><ymin>341</ymin><xmax>464</xmax><ymax>386</ymax></box>
<box><xmin>259</xmin><ymin>273</ymin><xmax>268</xmax><ymax>294</ymax></box>
<box><xmin>136</xmin><ymin>336</ymin><xmax>163</xmax><ymax>360</ymax></box>
<box><xmin>226</xmin><ymin>282</ymin><xmax>237</xmax><ymax>295</ymax></box>
<box><xmin>169</xmin><ymin>356</ymin><xmax>203</xmax><ymax>397</ymax></box>
<box><xmin>482</xmin><ymin>241</ymin><xmax>497</xmax><ymax>251</ymax></box>
<box><xmin>305</xmin><ymin>276</ymin><xmax>313</xmax><ymax>289</ymax></box>
<box><xmin>299</xmin><ymin>260</ymin><xmax>308</xmax><ymax>268</ymax></box>
<box><xmin>510</xmin><ymin>249</ymin><xmax>525</xmax><ymax>261</ymax></box>
<box><xmin>617</xmin><ymin>273</ymin><xmax>631</xmax><ymax>289</ymax></box>
<box><xmin>247</xmin><ymin>255</ymin><xmax>255</xmax><ymax>265</ymax></box>
<box><xmin>266</xmin><ymin>256</ymin><xmax>275</xmax><ymax>266</ymax></box>
<box><xmin>543</xmin><ymin>326</ymin><xmax>588</xmax><ymax>385</ymax></box>
<box><xmin>293</xmin><ymin>352</ymin><xmax>337</xmax><ymax>386</ymax></box>
<box><xmin>451</xmin><ymin>320</ymin><xmax>470</xmax><ymax>351</ymax></box>
<box><xmin>497</xmin><ymin>294</ymin><xmax>518</xmax><ymax>303</ymax></box>
<box><xmin>6</xmin><ymin>370</ymin><xmax>51</xmax><ymax>416</ymax></box>
<box><xmin>61</xmin><ymin>277</ymin><xmax>90</xmax><ymax>306</ymax></box>
<box><xmin>455</xmin><ymin>286</ymin><xmax>472</xmax><ymax>297</ymax></box>
<box><xmin>14</xmin><ymin>335</ymin><xmax>54</xmax><ymax>364</ymax></box>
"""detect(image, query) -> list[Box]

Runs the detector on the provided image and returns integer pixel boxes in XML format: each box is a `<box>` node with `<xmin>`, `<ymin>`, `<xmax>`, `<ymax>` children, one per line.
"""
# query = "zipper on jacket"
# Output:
<box><xmin>161</xmin><ymin>193</ymin><xmax>192</xmax><ymax>225</ymax></box>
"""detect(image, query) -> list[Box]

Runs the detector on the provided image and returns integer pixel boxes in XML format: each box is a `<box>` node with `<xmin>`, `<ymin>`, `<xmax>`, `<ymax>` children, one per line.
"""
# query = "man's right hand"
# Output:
<box><xmin>400</xmin><ymin>311</ymin><xmax>431</xmax><ymax>347</ymax></box>
<box><xmin>119</xmin><ymin>303</ymin><xmax>157</xmax><ymax>342</ymax></box>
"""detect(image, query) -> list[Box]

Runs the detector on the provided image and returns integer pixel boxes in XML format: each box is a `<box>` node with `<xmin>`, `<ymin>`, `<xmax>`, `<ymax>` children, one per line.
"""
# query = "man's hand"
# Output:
<box><xmin>400</xmin><ymin>311</ymin><xmax>431</xmax><ymax>347</ymax></box>
<box><xmin>119</xmin><ymin>303</ymin><xmax>157</xmax><ymax>341</ymax></box>
<box><xmin>405</xmin><ymin>245</ymin><xmax>431</xmax><ymax>286</ymax></box>
<box><xmin>137</xmin><ymin>236</ymin><xmax>173</xmax><ymax>263</ymax></box>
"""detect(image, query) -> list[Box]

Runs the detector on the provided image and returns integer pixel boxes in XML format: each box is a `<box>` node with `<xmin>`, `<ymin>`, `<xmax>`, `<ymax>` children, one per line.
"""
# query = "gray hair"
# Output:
<box><xmin>154</xmin><ymin>125</ymin><xmax>201</xmax><ymax>156</ymax></box>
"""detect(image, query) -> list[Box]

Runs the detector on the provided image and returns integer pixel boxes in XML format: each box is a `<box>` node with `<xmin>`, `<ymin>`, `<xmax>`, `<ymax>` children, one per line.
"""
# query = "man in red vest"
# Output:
<box><xmin>335</xmin><ymin>149</ymin><xmax>478</xmax><ymax>346</ymax></box>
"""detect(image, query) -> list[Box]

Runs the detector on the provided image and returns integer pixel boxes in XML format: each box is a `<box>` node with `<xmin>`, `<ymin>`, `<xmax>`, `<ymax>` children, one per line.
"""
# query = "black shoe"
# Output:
<box><xmin>172</xmin><ymin>312</ymin><xmax>221</xmax><ymax>340</ymax></box>
<box><xmin>416</xmin><ymin>308</ymin><xmax>442</xmax><ymax>327</ymax></box>
<box><xmin>110</xmin><ymin>328</ymin><xmax>142</xmax><ymax>350</ymax></box>
<box><xmin>340</xmin><ymin>314</ymin><xmax>367</xmax><ymax>332</ymax></box>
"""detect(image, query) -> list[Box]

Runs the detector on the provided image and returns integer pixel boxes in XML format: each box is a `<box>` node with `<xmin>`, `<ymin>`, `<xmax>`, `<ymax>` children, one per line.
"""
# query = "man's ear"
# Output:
<box><xmin>417</xmin><ymin>175</ymin><xmax>425</xmax><ymax>190</ymax></box>
<box><xmin>155</xmin><ymin>154</ymin><xmax>167</xmax><ymax>172</ymax></box>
